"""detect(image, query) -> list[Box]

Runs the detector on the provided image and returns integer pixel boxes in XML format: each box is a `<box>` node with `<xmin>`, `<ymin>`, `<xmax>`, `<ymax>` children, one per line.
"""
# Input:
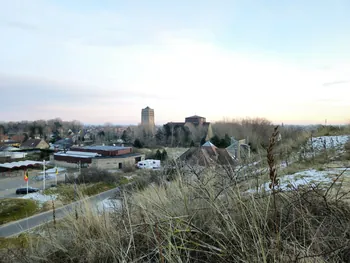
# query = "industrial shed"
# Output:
<box><xmin>71</xmin><ymin>145</ymin><xmax>132</xmax><ymax>157</ymax></box>
<box><xmin>52</xmin><ymin>147</ymin><xmax>145</xmax><ymax>170</ymax></box>
<box><xmin>0</xmin><ymin>160</ymin><xmax>44</xmax><ymax>176</ymax></box>
<box><xmin>53</xmin><ymin>151</ymin><xmax>101</xmax><ymax>168</ymax></box>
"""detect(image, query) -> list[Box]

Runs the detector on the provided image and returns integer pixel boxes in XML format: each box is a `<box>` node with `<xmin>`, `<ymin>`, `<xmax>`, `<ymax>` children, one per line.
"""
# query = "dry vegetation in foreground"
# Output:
<box><xmin>3</xmin><ymin>170</ymin><xmax>350</xmax><ymax>262</ymax></box>
<box><xmin>2</xmin><ymin>129</ymin><xmax>350</xmax><ymax>262</ymax></box>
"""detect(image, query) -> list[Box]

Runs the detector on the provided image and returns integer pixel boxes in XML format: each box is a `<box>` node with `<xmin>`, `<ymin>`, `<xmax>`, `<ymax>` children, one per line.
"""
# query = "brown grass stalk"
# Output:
<box><xmin>267</xmin><ymin>126</ymin><xmax>280</xmax><ymax>241</ymax></box>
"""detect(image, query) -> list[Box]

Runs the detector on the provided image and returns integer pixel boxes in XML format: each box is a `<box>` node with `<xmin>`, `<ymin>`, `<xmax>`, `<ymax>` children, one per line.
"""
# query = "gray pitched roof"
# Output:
<box><xmin>20</xmin><ymin>139</ymin><xmax>43</xmax><ymax>148</ymax></box>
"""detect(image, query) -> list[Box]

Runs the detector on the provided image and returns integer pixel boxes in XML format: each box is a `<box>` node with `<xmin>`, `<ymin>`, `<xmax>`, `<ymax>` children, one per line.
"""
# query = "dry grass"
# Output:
<box><xmin>2</xmin><ymin>166</ymin><xmax>350</xmax><ymax>262</ymax></box>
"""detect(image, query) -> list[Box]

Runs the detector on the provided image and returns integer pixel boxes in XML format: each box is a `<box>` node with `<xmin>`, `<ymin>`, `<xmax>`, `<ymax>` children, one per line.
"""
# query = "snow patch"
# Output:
<box><xmin>309</xmin><ymin>135</ymin><xmax>349</xmax><ymax>151</ymax></box>
<box><xmin>21</xmin><ymin>192</ymin><xmax>58</xmax><ymax>204</ymax></box>
<box><xmin>96</xmin><ymin>198</ymin><xmax>122</xmax><ymax>213</ymax></box>
<box><xmin>247</xmin><ymin>168</ymin><xmax>349</xmax><ymax>194</ymax></box>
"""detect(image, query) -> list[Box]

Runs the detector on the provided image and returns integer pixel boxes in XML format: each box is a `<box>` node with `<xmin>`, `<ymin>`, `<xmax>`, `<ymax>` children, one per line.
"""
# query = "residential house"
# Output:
<box><xmin>0</xmin><ymin>134</ymin><xmax>9</xmax><ymax>142</ymax></box>
<box><xmin>178</xmin><ymin>141</ymin><xmax>235</xmax><ymax>167</ymax></box>
<box><xmin>20</xmin><ymin>139</ymin><xmax>50</xmax><ymax>150</ymax></box>
<box><xmin>52</xmin><ymin>138</ymin><xmax>74</xmax><ymax>151</ymax></box>
<box><xmin>11</xmin><ymin>134</ymin><xmax>25</xmax><ymax>144</ymax></box>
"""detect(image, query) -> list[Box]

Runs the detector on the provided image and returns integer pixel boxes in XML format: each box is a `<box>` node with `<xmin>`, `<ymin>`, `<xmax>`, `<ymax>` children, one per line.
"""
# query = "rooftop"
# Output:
<box><xmin>54</xmin><ymin>151</ymin><xmax>143</xmax><ymax>159</ymax></box>
<box><xmin>202</xmin><ymin>141</ymin><xmax>216</xmax><ymax>147</ymax></box>
<box><xmin>186</xmin><ymin>115</ymin><xmax>205</xmax><ymax>119</ymax></box>
<box><xmin>95</xmin><ymin>153</ymin><xmax>144</xmax><ymax>159</ymax></box>
<box><xmin>54</xmin><ymin>151</ymin><xmax>101</xmax><ymax>158</ymax></box>
<box><xmin>76</xmin><ymin>145</ymin><xmax>131</xmax><ymax>151</ymax></box>
<box><xmin>0</xmin><ymin>146</ymin><xmax>19</xmax><ymax>151</ymax></box>
<box><xmin>0</xmin><ymin>160</ymin><xmax>44</xmax><ymax>169</ymax></box>
<box><xmin>20</xmin><ymin>139</ymin><xmax>43</xmax><ymax>148</ymax></box>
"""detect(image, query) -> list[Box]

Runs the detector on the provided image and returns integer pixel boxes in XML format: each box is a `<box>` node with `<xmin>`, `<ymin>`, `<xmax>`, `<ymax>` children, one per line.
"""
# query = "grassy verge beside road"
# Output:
<box><xmin>43</xmin><ymin>182</ymin><xmax>117</xmax><ymax>205</ymax></box>
<box><xmin>0</xmin><ymin>199</ymin><xmax>39</xmax><ymax>225</ymax></box>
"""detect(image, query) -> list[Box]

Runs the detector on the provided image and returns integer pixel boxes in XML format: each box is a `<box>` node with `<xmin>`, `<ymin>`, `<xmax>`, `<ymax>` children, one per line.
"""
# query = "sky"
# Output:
<box><xmin>0</xmin><ymin>0</ymin><xmax>349</xmax><ymax>125</ymax></box>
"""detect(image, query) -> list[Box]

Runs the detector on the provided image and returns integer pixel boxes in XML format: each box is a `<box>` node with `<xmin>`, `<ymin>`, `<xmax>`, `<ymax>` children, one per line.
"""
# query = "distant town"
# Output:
<box><xmin>0</xmin><ymin>106</ymin><xmax>242</xmax><ymax>174</ymax></box>
<box><xmin>1</xmin><ymin>105</ymin><xmax>350</xmax><ymax>263</ymax></box>
<box><xmin>0</xmin><ymin>106</ymin><xmax>347</xmax><ymax>172</ymax></box>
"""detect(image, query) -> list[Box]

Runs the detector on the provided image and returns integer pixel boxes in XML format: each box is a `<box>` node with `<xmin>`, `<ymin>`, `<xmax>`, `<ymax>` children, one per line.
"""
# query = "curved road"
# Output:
<box><xmin>0</xmin><ymin>187</ymin><xmax>120</xmax><ymax>237</ymax></box>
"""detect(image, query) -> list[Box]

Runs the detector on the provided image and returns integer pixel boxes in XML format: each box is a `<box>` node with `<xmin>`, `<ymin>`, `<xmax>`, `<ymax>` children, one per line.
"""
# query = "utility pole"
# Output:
<box><xmin>171</xmin><ymin>124</ymin><xmax>174</xmax><ymax>147</ymax></box>
<box><xmin>74</xmin><ymin>161</ymin><xmax>81</xmax><ymax>202</ymax></box>
<box><xmin>43</xmin><ymin>160</ymin><xmax>46</xmax><ymax>190</ymax></box>
<box><xmin>78</xmin><ymin>161</ymin><xmax>81</xmax><ymax>176</ymax></box>
<box><xmin>55</xmin><ymin>166</ymin><xmax>58</xmax><ymax>186</ymax></box>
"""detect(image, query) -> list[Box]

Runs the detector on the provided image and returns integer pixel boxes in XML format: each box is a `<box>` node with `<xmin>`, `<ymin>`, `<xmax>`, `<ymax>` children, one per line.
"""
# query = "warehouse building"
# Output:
<box><xmin>52</xmin><ymin>146</ymin><xmax>145</xmax><ymax>170</ymax></box>
<box><xmin>71</xmin><ymin>145</ymin><xmax>132</xmax><ymax>156</ymax></box>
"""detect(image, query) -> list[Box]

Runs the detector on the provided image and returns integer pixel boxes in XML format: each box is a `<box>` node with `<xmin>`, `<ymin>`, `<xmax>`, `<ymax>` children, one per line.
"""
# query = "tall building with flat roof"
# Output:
<box><xmin>141</xmin><ymin>106</ymin><xmax>155</xmax><ymax>134</ymax></box>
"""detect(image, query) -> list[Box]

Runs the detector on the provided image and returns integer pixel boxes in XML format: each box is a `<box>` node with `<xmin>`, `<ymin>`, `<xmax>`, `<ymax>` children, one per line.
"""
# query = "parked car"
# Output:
<box><xmin>16</xmin><ymin>187</ymin><xmax>40</xmax><ymax>195</ymax></box>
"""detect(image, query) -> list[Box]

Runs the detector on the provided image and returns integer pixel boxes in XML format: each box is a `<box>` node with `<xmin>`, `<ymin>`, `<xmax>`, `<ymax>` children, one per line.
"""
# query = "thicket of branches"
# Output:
<box><xmin>212</xmin><ymin>117</ymin><xmax>275</xmax><ymax>152</ymax></box>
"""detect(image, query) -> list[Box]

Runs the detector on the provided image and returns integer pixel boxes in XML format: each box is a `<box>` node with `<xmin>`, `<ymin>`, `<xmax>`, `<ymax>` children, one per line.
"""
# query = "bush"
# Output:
<box><xmin>122</xmin><ymin>164</ymin><xmax>136</xmax><ymax>173</ymax></box>
<box><xmin>133</xmin><ymin>138</ymin><xmax>144</xmax><ymax>148</ymax></box>
<box><xmin>154</xmin><ymin>149</ymin><xmax>168</xmax><ymax>161</ymax></box>
<box><xmin>77</xmin><ymin>168</ymin><xmax>120</xmax><ymax>184</ymax></box>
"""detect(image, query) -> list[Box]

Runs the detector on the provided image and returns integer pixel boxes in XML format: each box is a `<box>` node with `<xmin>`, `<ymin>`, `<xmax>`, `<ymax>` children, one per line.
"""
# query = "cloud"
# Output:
<box><xmin>3</xmin><ymin>21</ymin><xmax>38</xmax><ymax>31</ymax></box>
<box><xmin>0</xmin><ymin>0</ymin><xmax>349</xmax><ymax>125</ymax></box>
<box><xmin>0</xmin><ymin>0</ymin><xmax>224</xmax><ymax>49</ymax></box>
<box><xmin>323</xmin><ymin>80</ymin><xmax>349</xmax><ymax>86</ymax></box>
<box><xmin>1</xmin><ymin>33</ymin><xmax>349</xmax><ymax>125</ymax></box>
<box><xmin>0</xmin><ymin>74</ymin><xmax>177</xmax><ymax>104</ymax></box>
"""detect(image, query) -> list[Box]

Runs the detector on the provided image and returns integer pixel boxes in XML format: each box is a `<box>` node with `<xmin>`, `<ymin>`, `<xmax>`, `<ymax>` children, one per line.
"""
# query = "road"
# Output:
<box><xmin>0</xmin><ymin>187</ymin><xmax>120</xmax><ymax>237</ymax></box>
<box><xmin>0</xmin><ymin>172</ymin><xmax>68</xmax><ymax>198</ymax></box>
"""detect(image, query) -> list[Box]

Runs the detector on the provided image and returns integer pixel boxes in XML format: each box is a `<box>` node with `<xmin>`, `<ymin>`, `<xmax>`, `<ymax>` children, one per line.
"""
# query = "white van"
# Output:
<box><xmin>136</xmin><ymin>159</ymin><xmax>161</xmax><ymax>170</ymax></box>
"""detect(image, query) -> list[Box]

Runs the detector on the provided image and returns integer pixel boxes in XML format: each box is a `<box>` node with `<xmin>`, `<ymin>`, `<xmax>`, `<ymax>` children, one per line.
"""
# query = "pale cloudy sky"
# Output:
<box><xmin>0</xmin><ymin>0</ymin><xmax>349</xmax><ymax>125</ymax></box>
